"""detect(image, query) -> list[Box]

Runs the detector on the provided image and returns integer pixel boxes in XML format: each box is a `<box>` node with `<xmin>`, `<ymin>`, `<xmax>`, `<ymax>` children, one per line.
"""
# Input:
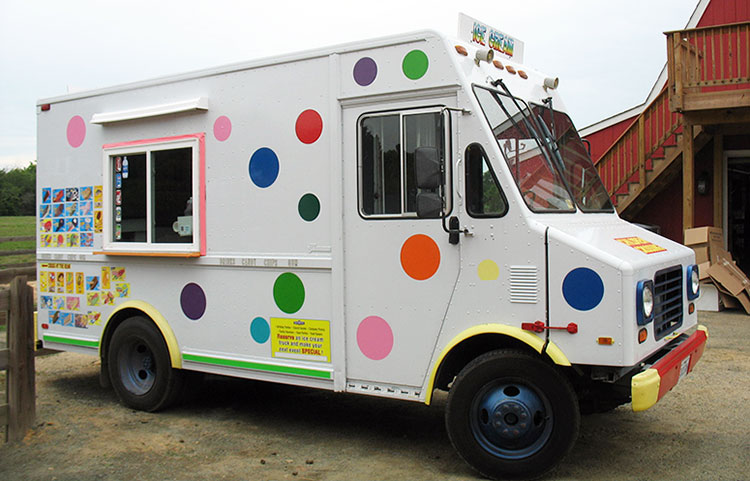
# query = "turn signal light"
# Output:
<box><xmin>689</xmin><ymin>303</ymin><xmax>695</xmax><ymax>314</ymax></box>
<box><xmin>638</xmin><ymin>328</ymin><xmax>648</xmax><ymax>344</ymax></box>
<box><xmin>597</xmin><ymin>337</ymin><xmax>614</xmax><ymax>345</ymax></box>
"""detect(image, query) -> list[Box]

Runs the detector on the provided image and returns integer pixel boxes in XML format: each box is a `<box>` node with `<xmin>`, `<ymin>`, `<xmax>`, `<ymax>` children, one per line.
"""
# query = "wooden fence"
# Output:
<box><xmin>0</xmin><ymin>235</ymin><xmax>36</xmax><ymax>284</ymax></box>
<box><xmin>0</xmin><ymin>276</ymin><xmax>36</xmax><ymax>442</ymax></box>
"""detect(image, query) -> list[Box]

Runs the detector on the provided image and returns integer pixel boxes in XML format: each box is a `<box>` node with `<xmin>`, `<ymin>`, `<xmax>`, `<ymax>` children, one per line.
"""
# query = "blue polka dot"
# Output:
<box><xmin>562</xmin><ymin>268</ymin><xmax>604</xmax><ymax>311</ymax></box>
<box><xmin>250</xmin><ymin>317</ymin><xmax>270</xmax><ymax>344</ymax></box>
<box><xmin>249</xmin><ymin>147</ymin><xmax>279</xmax><ymax>188</ymax></box>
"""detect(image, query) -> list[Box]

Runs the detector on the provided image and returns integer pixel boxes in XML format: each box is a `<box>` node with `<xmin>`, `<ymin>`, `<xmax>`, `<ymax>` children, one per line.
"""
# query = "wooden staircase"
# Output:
<box><xmin>595</xmin><ymin>22</ymin><xmax>750</xmax><ymax>220</ymax></box>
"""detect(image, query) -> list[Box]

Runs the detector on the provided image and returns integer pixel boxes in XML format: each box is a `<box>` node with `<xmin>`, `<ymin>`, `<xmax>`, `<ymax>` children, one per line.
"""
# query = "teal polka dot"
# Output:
<box><xmin>250</xmin><ymin>317</ymin><xmax>270</xmax><ymax>343</ymax></box>
<box><xmin>402</xmin><ymin>50</ymin><xmax>429</xmax><ymax>80</ymax></box>
<box><xmin>273</xmin><ymin>273</ymin><xmax>305</xmax><ymax>314</ymax></box>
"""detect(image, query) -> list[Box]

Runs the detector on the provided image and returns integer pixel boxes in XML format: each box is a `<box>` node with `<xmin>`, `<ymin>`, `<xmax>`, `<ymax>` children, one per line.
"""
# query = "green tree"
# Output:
<box><xmin>0</xmin><ymin>163</ymin><xmax>36</xmax><ymax>216</ymax></box>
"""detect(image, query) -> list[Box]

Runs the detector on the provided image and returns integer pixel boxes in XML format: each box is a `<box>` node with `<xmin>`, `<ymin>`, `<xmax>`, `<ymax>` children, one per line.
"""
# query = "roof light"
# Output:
<box><xmin>40</xmin><ymin>104</ymin><xmax>51</xmax><ymax>112</ymax></box>
<box><xmin>506</xmin><ymin>65</ymin><xmax>516</xmax><ymax>75</ymax></box>
<box><xmin>455</xmin><ymin>45</ymin><xmax>468</xmax><ymax>56</ymax></box>
<box><xmin>492</xmin><ymin>60</ymin><xmax>504</xmax><ymax>70</ymax></box>
<box><xmin>518</xmin><ymin>70</ymin><xmax>528</xmax><ymax>79</ymax></box>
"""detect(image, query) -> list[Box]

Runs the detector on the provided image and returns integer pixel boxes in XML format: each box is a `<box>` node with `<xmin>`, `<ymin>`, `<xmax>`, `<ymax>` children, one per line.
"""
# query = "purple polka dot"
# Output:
<box><xmin>180</xmin><ymin>283</ymin><xmax>206</xmax><ymax>320</ymax></box>
<box><xmin>67</xmin><ymin>115</ymin><xmax>86</xmax><ymax>148</ymax></box>
<box><xmin>353</xmin><ymin>57</ymin><xmax>377</xmax><ymax>86</ymax></box>
<box><xmin>213</xmin><ymin>115</ymin><xmax>232</xmax><ymax>141</ymax></box>
<box><xmin>356</xmin><ymin>316</ymin><xmax>393</xmax><ymax>360</ymax></box>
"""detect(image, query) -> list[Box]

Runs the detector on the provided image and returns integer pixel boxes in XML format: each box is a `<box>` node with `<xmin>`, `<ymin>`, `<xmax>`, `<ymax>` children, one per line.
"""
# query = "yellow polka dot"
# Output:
<box><xmin>478</xmin><ymin>260</ymin><xmax>499</xmax><ymax>281</ymax></box>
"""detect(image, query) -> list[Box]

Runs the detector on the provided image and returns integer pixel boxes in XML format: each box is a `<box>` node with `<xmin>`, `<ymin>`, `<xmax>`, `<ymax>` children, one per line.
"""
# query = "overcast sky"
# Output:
<box><xmin>0</xmin><ymin>0</ymin><xmax>699</xmax><ymax>170</ymax></box>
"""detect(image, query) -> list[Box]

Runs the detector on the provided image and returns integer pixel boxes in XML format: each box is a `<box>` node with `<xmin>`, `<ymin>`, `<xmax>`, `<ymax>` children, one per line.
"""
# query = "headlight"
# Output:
<box><xmin>637</xmin><ymin>280</ymin><xmax>654</xmax><ymax>325</ymax></box>
<box><xmin>687</xmin><ymin>264</ymin><xmax>700</xmax><ymax>300</ymax></box>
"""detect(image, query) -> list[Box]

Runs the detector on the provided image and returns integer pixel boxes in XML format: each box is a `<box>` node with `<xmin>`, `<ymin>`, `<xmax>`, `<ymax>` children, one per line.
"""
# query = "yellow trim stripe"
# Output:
<box><xmin>103</xmin><ymin>300</ymin><xmax>182</xmax><ymax>368</ymax></box>
<box><xmin>424</xmin><ymin>324</ymin><xmax>571</xmax><ymax>405</ymax></box>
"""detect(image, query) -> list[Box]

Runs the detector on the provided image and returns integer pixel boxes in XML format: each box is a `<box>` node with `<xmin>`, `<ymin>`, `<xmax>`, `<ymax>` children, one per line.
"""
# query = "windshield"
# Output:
<box><xmin>530</xmin><ymin>103</ymin><xmax>614</xmax><ymax>212</ymax></box>
<box><xmin>473</xmin><ymin>86</ymin><xmax>613</xmax><ymax>213</ymax></box>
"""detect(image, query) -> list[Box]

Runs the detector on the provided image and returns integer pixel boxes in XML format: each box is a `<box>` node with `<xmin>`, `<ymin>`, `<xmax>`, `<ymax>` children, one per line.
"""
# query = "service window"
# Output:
<box><xmin>101</xmin><ymin>135</ymin><xmax>203</xmax><ymax>255</ymax></box>
<box><xmin>359</xmin><ymin>109</ymin><xmax>448</xmax><ymax>218</ymax></box>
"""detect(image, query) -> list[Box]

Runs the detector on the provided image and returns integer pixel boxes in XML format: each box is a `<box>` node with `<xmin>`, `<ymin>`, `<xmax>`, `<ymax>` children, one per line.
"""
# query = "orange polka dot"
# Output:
<box><xmin>400</xmin><ymin>234</ymin><xmax>440</xmax><ymax>280</ymax></box>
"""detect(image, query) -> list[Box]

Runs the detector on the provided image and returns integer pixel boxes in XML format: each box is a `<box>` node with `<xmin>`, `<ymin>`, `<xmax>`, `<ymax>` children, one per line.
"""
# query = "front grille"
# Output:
<box><xmin>653</xmin><ymin>266</ymin><xmax>683</xmax><ymax>340</ymax></box>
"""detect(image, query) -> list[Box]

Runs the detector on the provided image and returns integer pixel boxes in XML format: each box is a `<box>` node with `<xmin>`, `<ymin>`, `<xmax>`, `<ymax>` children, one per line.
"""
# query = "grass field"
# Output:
<box><xmin>0</xmin><ymin>216</ymin><xmax>35</xmax><ymax>268</ymax></box>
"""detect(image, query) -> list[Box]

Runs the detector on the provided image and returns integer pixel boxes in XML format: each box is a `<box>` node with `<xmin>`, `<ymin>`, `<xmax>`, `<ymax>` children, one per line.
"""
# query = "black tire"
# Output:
<box><xmin>108</xmin><ymin>316</ymin><xmax>184</xmax><ymax>412</ymax></box>
<box><xmin>445</xmin><ymin>349</ymin><xmax>579</xmax><ymax>480</ymax></box>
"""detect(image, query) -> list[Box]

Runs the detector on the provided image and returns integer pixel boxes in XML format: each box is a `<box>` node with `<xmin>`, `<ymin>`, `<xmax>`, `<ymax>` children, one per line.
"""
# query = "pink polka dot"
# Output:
<box><xmin>295</xmin><ymin>109</ymin><xmax>323</xmax><ymax>144</ymax></box>
<box><xmin>213</xmin><ymin>115</ymin><xmax>232</xmax><ymax>141</ymax></box>
<box><xmin>356</xmin><ymin>316</ymin><xmax>394</xmax><ymax>361</ymax></box>
<box><xmin>66</xmin><ymin>116</ymin><xmax>86</xmax><ymax>148</ymax></box>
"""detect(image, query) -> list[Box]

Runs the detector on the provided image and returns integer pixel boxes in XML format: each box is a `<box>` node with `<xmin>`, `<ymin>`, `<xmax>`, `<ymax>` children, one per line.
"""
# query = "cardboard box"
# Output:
<box><xmin>684</xmin><ymin>226</ymin><xmax>724</xmax><ymax>247</ymax></box>
<box><xmin>684</xmin><ymin>226</ymin><xmax>725</xmax><ymax>266</ymax></box>
<box><xmin>698</xmin><ymin>261</ymin><xmax>711</xmax><ymax>280</ymax></box>
<box><xmin>709</xmin><ymin>259</ymin><xmax>750</xmax><ymax>315</ymax></box>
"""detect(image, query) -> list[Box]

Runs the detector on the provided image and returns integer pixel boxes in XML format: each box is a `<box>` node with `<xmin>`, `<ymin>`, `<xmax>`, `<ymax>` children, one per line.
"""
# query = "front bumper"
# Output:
<box><xmin>631</xmin><ymin>325</ymin><xmax>708</xmax><ymax>412</ymax></box>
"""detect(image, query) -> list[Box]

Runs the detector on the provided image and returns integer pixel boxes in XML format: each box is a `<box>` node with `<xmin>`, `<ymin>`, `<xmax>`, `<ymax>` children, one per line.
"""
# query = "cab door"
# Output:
<box><xmin>342</xmin><ymin>99</ymin><xmax>460</xmax><ymax>390</ymax></box>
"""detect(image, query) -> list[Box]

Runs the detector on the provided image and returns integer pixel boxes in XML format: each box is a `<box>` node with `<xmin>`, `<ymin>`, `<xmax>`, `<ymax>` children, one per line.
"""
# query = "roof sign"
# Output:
<box><xmin>458</xmin><ymin>13</ymin><xmax>525</xmax><ymax>63</ymax></box>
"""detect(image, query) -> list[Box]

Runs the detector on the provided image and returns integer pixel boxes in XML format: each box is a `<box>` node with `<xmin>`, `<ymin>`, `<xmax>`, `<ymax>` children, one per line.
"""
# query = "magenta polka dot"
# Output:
<box><xmin>213</xmin><ymin>115</ymin><xmax>232</xmax><ymax>141</ymax></box>
<box><xmin>67</xmin><ymin>115</ymin><xmax>86</xmax><ymax>148</ymax></box>
<box><xmin>356</xmin><ymin>316</ymin><xmax>394</xmax><ymax>361</ymax></box>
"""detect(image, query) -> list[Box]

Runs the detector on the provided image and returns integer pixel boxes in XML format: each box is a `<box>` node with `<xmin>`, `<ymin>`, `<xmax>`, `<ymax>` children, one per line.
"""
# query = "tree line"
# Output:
<box><xmin>0</xmin><ymin>164</ymin><xmax>36</xmax><ymax>216</ymax></box>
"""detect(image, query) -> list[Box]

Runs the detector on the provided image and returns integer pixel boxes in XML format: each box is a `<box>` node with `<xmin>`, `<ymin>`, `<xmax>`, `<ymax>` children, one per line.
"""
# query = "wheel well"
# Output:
<box><xmin>101</xmin><ymin>308</ymin><xmax>153</xmax><ymax>364</ymax></box>
<box><xmin>434</xmin><ymin>334</ymin><xmax>555</xmax><ymax>391</ymax></box>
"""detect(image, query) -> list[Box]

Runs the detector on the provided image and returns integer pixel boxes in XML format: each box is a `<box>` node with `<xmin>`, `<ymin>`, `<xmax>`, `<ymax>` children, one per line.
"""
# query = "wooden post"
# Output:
<box><xmin>637</xmin><ymin>116</ymin><xmax>646</xmax><ymax>190</ymax></box>
<box><xmin>7</xmin><ymin>276</ymin><xmax>35</xmax><ymax>442</ymax></box>
<box><xmin>682</xmin><ymin>120</ymin><xmax>695</xmax><ymax>230</ymax></box>
<box><xmin>713</xmin><ymin>134</ymin><xmax>723</xmax><ymax>229</ymax></box>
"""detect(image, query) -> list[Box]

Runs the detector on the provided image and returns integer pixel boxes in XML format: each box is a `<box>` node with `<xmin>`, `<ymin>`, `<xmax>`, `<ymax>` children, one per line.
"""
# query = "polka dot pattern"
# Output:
<box><xmin>353</xmin><ymin>57</ymin><xmax>377</xmax><ymax>86</ymax></box>
<box><xmin>298</xmin><ymin>193</ymin><xmax>320</xmax><ymax>222</ymax></box>
<box><xmin>249</xmin><ymin>147</ymin><xmax>279</xmax><ymax>188</ymax></box>
<box><xmin>213</xmin><ymin>116</ymin><xmax>232</xmax><ymax>141</ymax></box>
<box><xmin>357</xmin><ymin>316</ymin><xmax>393</xmax><ymax>360</ymax></box>
<box><xmin>400</xmin><ymin>234</ymin><xmax>440</xmax><ymax>280</ymax></box>
<box><xmin>295</xmin><ymin>109</ymin><xmax>323</xmax><ymax>144</ymax></box>
<box><xmin>478</xmin><ymin>260</ymin><xmax>499</xmax><ymax>280</ymax></box>
<box><xmin>402</xmin><ymin>50</ymin><xmax>429</xmax><ymax>80</ymax></box>
<box><xmin>273</xmin><ymin>272</ymin><xmax>305</xmax><ymax>314</ymax></box>
<box><xmin>251</xmin><ymin>317</ymin><xmax>270</xmax><ymax>344</ymax></box>
<box><xmin>67</xmin><ymin>116</ymin><xmax>86</xmax><ymax>148</ymax></box>
<box><xmin>562</xmin><ymin>268</ymin><xmax>604</xmax><ymax>311</ymax></box>
<box><xmin>180</xmin><ymin>283</ymin><xmax>206</xmax><ymax>320</ymax></box>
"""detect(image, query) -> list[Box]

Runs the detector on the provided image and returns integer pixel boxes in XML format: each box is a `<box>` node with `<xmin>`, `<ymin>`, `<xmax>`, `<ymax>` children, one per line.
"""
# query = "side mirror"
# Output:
<box><xmin>415</xmin><ymin>147</ymin><xmax>441</xmax><ymax>190</ymax></box>
<box><xmin>416</xmin><ymin>192</ymin><xmax>442</xmax><ymax>218</ymax></box>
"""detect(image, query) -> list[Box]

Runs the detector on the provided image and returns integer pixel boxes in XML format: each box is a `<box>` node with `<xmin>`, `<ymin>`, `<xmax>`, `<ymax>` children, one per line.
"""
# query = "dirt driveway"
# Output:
<box><xmin>1</xmin><ymin>310</ymin><xmax>748</xmax><ymax>481</ymax></box>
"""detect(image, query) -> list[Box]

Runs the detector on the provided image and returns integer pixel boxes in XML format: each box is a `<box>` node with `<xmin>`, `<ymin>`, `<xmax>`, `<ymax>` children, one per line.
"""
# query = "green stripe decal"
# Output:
<box><xmin>43</xmin><ymin>335</ymin><xmax>99</xmax><ymax>348</ymax></box>
<box><xmin>182</xmin><ymin>353</ymin><xmax>331</xmax><ymax>379</ymax></box>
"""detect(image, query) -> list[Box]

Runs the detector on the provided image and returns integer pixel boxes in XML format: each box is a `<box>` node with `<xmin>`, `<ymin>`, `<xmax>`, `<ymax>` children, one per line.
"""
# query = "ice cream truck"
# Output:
<box><xmin>36</xmin><ymin>15</ymin><xmax>707</xmax><ymax>480</ymax></box>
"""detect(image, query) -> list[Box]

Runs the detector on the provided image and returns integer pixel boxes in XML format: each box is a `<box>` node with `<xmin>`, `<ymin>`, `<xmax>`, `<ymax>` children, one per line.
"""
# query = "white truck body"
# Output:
<box><xmin>36</xmin><ymin>23</ymin><xmax>707</xmax><ymax>479</ymax></box>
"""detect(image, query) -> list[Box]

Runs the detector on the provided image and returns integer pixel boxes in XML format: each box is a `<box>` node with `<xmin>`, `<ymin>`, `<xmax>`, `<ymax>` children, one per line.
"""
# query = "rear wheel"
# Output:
<box><xmin>108</xmin><ymin>316</ymin><xmax>183</xmax><ymax>412</ymax></box>
<box><xmin>445</xmin><ymin>349</ymin><xmax>579</xmax><ymax>480</ymax></box>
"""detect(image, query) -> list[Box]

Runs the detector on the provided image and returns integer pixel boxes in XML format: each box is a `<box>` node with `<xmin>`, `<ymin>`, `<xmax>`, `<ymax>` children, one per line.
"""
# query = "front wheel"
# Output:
<box><xmin>445</xmin><ymin>350</ymin><xmax>579</xmax><ymax>480</ymax></box>
<box><xmin>108</xmin><ymin>316</ymin><xmax>183</xmax><ymax>412</ymax></box>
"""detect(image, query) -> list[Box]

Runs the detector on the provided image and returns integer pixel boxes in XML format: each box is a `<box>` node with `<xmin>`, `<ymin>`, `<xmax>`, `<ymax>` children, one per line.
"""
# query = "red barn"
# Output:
<box><xmin>582</xmin><ymin>0</ymin><xmax>750</xmax><ymax>274</ymax></box>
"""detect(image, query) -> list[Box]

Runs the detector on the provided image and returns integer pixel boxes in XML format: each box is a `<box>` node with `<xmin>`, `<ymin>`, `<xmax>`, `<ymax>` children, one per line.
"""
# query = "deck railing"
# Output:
<box><xmin>667</xmin><ymin>21</ymin><xmax>750</xmax><ymax>112</ymax></box>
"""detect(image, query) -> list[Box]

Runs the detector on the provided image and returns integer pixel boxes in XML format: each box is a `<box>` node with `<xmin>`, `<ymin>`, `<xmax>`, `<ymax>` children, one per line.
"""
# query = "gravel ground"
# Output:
<box><xmin>0</xmin><ymin>310</ymin><xmax>748</xmax><ymax>481</ymax></box>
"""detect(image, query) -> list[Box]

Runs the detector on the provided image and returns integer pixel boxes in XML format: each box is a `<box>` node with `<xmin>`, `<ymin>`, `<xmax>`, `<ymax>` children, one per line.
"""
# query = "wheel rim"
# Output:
<box><xmin>117</xmin><ymin>338</ymin><xmax>156</xmax><ymax>395</ymax></box>
<box><xmin>469</xmin><ymin>380</ymin><xmax>553</xmax><ymax>459</ymax></box>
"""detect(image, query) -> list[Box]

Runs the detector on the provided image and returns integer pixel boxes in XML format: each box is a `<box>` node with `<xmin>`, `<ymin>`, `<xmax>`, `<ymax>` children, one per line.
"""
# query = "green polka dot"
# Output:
<box><xmin>402</xmin><ymin>50</ymin><xmax>429</xmax><ymax>80</ymax></box>
<box><xmin>273</xmin><ymin>273</ymin><xmax>305</xmax><ymax>314</ymax></box>
<box><xmin>298</xmin><ymin>193</ymin><xmax>320</xmax><ymax>222</ymax></box>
